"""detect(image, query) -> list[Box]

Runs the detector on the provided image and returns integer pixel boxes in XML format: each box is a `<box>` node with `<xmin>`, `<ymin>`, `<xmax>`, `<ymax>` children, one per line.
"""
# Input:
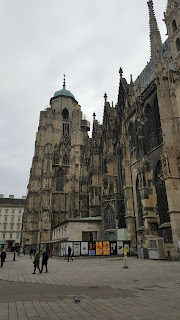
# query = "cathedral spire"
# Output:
<box><xmin>147</xmin><ymin>0</ymin><xmax>162</xmax><ymax>58</ymax></box>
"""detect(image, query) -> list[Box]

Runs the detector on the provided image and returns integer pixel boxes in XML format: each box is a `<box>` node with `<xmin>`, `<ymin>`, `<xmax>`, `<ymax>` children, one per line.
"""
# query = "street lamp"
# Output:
<box><xmin>39</xmin><ymin>225</ymin><xmax>42</xmax><ymax>252</ymax></box>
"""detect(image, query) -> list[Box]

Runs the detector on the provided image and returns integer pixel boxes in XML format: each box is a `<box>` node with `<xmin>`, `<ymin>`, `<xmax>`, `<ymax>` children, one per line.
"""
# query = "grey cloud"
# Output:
<box><xmin>0</xmin><ymin>0</ymin><xmax>167</xmax><ymax>197</ymax></box>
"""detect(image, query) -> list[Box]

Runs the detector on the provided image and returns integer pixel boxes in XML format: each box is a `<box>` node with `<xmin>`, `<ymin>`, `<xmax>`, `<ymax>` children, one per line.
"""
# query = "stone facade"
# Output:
<box><xmin>22</xmin><ymin>0</ymin><xmax>180</xmax><ymax>259</ymax></box>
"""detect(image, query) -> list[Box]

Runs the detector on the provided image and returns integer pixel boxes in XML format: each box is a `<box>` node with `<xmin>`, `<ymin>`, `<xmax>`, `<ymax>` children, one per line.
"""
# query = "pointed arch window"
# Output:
<box><xmin>155</xmin><ymin>161</ymin><xmax>169</xmax><ymax>224</ymax></box>
<box><xmin>62</xmin><ymin>154</ymin><xmax>69</xmax><ymax>166</ymax></box>
<box><xmin>56</xmin><ymin>168</ymin><xmax>64</xmax><ymax>192</ymax></box>
<box><xmin>176</xmin><ymin>38</ymin><xmax>180</xmax><ymax>52</ymax></box>
<box><xmin>62</xmin><ymin>108</ymin><xmax>69</xmax><ymax>120</ymax></box>
<box><xmin>155</xmin><ymin>161</ymin><xmax>172</xmax><ymax>243</ymax></box>
<box><xmin>172</xmin><ymin>19</ymin><xmax>177</xmax><ymax>33</ymax></box>
<box><xmin>104</xmin><ymin>204</ymin><xmax>116</xmax><ymax>230</ymax></box>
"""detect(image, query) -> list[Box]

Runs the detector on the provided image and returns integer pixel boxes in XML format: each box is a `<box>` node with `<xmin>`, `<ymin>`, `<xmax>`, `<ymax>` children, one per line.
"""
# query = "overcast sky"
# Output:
<box><xmin>0</xmin><ymin>0</ymin><xmax>168</xmax><ymax>198</ymax></box>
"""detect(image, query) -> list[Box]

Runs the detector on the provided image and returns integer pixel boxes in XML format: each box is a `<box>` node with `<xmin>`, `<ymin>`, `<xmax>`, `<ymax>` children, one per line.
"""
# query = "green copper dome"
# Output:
<box><xmin>54</xmin><ymin>76</ymin><xmax>75</xmax><ymax>99</ymax></box>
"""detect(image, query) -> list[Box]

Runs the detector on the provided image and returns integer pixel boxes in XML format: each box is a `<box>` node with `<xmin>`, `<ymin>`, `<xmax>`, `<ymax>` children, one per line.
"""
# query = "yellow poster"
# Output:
<box><xmin>124</xmin><ymin>247</ymin><xmax>127</xmax><ymax>256</ymax></box>
<box><xmin>96</xmin><ymin>241</ymin><xmax>103</xmax><ymax>255</ymax></box>
<box><xmin>103</xmin><ymin>241</ymin><xmax>110</xmax><ymax>255</ymax></box>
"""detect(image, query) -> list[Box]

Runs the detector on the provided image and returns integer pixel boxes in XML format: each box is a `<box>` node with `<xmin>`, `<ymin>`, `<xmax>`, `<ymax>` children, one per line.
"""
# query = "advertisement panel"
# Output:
<box><xmin>103</xmin><ymin>241</ymin><xmax>110</xmax><ymax>255</ymax></box>
<box><xmin>73</xmin><ymin>242</ymin><xmax>80</xmax><ymax>256</ymax></box>
<box><xmin>81</xmin><ymin>242</ymin><xmax>88</xmax><ymax>255</ymax></box>
<box><xmin>66</xmin><ymin>242</ymin><xmax>73</xmax><ymax>255</ymax></box>
<box><xmin>89</xmin><ymin>242</ymin><xmax>96</xmax><ymax>256</ymax></box>
<box><xmin>60</xmin><ymin>242</ymin><xmax>65</xmax><ymax>257</ymax></box>
<box><xmin>96</xmin><ymin>241</ymin><xmax>103</xmax><ymax>255</ymax></box>
<box><xmin>117</xmin><ymin>241</ymin><xmax>123</xmax><ymax>255</ymax></box>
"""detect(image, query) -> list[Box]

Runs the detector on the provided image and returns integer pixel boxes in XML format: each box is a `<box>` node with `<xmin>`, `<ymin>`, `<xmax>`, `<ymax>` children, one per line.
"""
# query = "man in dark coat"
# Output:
<box><xmin>30</xmin><ymin>247</ymin><xmax>33</xmax><ymax>259</ymax></box>
<box><xmin>1</xmin><ymin>249</ymin><xmax>6</xmax><ymax>268</ymax></box>
<box><xmin>32</xmin><ymin>251</ymin><xmax>40</xmax><ymax>274</ymax></box>
<box><xmin>67</xmin><ymin>246</ymin><xmax>73</xmax><ymax>262</ymax></box>
<box><xmin>40</xmin><ymin>251</ymin><xmax>49</xmax><ymax>273</ymax></box>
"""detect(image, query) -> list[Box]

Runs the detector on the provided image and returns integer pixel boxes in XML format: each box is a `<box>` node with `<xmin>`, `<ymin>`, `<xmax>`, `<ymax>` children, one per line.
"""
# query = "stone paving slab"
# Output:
<box><xmin>0</xmin><ymin>253</ymin><xmax>180</xmax><ymax>319</ymax></box>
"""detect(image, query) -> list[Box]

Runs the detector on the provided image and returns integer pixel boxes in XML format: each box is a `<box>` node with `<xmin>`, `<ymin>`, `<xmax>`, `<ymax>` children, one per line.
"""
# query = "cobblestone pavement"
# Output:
<box><xmin>0</xmin><ymin>253</ymin><xmax>180</xmax><ymax>319</ymax></box>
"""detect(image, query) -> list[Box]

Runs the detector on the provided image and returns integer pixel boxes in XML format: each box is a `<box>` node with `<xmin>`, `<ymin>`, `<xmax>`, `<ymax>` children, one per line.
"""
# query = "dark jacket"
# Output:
<box><xmin>30</xmin><ymin>248</ymin><xmax>33</xmax><ymax>254</ymax></box>
<box><xmin>42</xmin><ymin>252</ymin><xmax>49</xmax><ymax>264</ymax></box>
<box><xmin>33</xmin><ymin>253</ymin><xmax>40</xmax><ymax>267</ymax></box>
<box><xmin>68</xmin><ymin>247</ymin><xmax>71</xmax><ymax>255</ymax></box>
<box><xmin>1</xmin><ymin>251</ymin><xmax>6</xmax><ymax>262</ymax></box>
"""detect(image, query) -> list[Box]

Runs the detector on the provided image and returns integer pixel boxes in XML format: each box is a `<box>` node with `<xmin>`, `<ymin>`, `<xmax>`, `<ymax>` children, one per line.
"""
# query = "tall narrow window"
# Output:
<box><xmin>176</xmin><ymin>38</ymin><xmax>180</xmax><ymax>52</ymax></box>
<box><xmin>155</xmin><ymin>161</ymin><xmax>172</xmax><ymax>243</ymax></box>
<box><xmin>62</xmin><ymin>108</ymin><xmax>69</xmax><ymax>120</ymax></box>
<box><xmin>63</xmin><ymin>154</ymin><xmax>69</xmax><ymax>166</ymax></box>
<box><xmin>172</xmin><ymin>19</ymin><xmax>177</xmax><ymax>33</ymax></box>
<box><xmin>155</xmin><ymin>161</ymin><xmax>169</xmax><ymax>224</ymax></box>
<box><xmin>104</xmin><ymin>204</ymin><xmax>116</xmax><ymax>230</ymax></box>
<box><xmin>63</xmin><ymin>123</ymin><xmax>69</xmax><ymax>135</ymax></box>
<box><xmin>56</xmin><ymin>168</ymin><xmax>64</xmax><ymax>192</ymax></box>
<box><xmin>136</xmin><ymin>176</ymin><xmax>143</xmax><ymax>227</ymax></box>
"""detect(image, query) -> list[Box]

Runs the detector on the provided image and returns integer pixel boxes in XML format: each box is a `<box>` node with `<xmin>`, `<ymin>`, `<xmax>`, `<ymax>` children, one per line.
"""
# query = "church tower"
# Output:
<box><xmin>22</xmin><ymin>76</ymin><xmax>90</xmax><ymax>247</ymax></box>
<box><xmin>147</xmin><ymin>0</ymin><xmax>162</xmax><ymax>57</ymax></box>
<box><xmin>164</xmin><ymin>0</ymin><xmax>180</xmax><ymax>68</ymax></box>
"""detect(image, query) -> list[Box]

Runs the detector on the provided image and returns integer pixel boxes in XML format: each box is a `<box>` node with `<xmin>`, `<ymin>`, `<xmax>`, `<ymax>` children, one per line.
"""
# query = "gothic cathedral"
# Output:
<box><xmin>22</xmin><ymin>0</ymin><xmax>180</xmax><ymax>259</ymax></box>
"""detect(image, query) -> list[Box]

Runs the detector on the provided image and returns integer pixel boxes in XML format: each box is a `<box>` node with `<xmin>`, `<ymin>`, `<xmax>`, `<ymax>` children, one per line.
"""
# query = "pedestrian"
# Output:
<box><xmin>67</xmin><ymin>245</ymin><xmax>73</xmax><ymax>262</ymax></box>
<box><xmin>1</xmin><ymin>249</ymin><xmax>6</xmax><ymax>268</ymax></box>
<box><xmin>40</xmin><ymin>251</ymin><xmax>49</xmax><ymax>273</ymax></box>
<box><xmin>23</xmin><ymin>247</ymin><xmax>25</xmax><ymax>255</ymax></box>
<box><xmin>30</xmin><ymin>247</ymin><xmax>33</xmax><ymax>259</ymax></box>
<box><xmin>32</xmin><ymin>251</ymin><xmax>41</xmax><ymax>274</ymax></box>
<box><xmin>33</xmin><ymin>246</ymin><xmax>36</xmax><ymax>256</ymax></box>
<box><xmin>17</xmin><ymin>247</ymin><xmax>20</xmax><ymax>257</ymax></box>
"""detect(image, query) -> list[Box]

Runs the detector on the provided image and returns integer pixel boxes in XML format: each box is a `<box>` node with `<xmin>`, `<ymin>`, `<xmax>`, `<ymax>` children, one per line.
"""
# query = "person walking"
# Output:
<box><xmin>30</xmin><ymin>247</ymin><xmax>33</xmax><ymax>259</ymax></box>
<box><xmin>40</xmin><ymin>251</ymin><xmax>49</xmax><ymax>273</ymax></box>
<box><xmin>67</xmin><ymin>246</ymin><xmax>73</xmax><ymax>262</ymax></box>
<box><xmin>1</xmin><ymin>249</ymin><xmax>6</xmax><ymax>268</ymax></box>
<box><xmin>33</xmin><ymin>247</ymin><xmax>36</xmax><ymax>256</ymax></box>
<box><xmin>32</xmin><ymin>251</ymin><xmax>40</xmax><ymax>274</ymax></box>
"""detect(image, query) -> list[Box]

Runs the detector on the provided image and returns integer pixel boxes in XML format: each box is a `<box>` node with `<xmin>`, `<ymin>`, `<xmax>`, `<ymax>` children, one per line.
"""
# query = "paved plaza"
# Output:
<box><xmin>0</xmin><ymin>253</ymin><xmax>180</xmax><ymax>320</ymax></box>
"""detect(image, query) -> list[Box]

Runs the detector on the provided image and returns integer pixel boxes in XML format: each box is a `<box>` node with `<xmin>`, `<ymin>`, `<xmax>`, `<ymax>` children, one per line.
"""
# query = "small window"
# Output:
<box><xmin>172</xmin><ymin>19</ymin><xmax>177</xmax><ymax>32</ymax></box>
<box><xmin>4</xmin><ymin>216</ymin><xmax>7</xmax><ymax>222</ymax></box>
<box><xmin>16</xmin><ymin>234</ymin><xmax>19</xmax><ymax>239</ymax></box>
<box><xmin>62</xmin><ymin>154</ymin><xmax>69</xmax><ymax>166</ymax></box>
<box><xmin>19</xmin><ymin>210</ymin><xmax>21</xmax><ymax>214</ymax></box>
<box><xmin>11</xmin><ymin>224</ymin><xmax>13</xmax><ymax>230</ymax></box>
<box><xmin>11</xmin><ymin>216</ymin><xmax>14</xmax><ymax>222</ymax></box>
<box><xmin>18</xmin><ymin>216</ymin><xmax>21</xmax><ymax>222</ymax></box>
<box><xmin>3</xmin><ymin>225</ymin><xmax>6</xmax><ymax>230</ymax></box>
<box><xmin>3</xmin><ymin>234</ymin><xmax>5</xmax><ymax>239</ymax></box>
<box><xmin>5</xmin><ymin>209</ymin><xmax>8</xmax><ymax>214</ymax></box>
<box><xmin>53</xmin><ymin>158</ymin><xmax>59</xmax><ymax>165</ymax></box>
<box><xmin>62</xmin><ymin>108</ymin><xmax>69</xmax><ymax>120</ymax></box>
<box><xmin>12</xmin><ymin>209</ymin><xmax>15</xmax><ymax>214</ymax></box>
<box><xmin>10</xmin><ymin>234</ymin><xmax>12</xmax><ymax>239</ymax></box>
<box><xmin>17</xmin><ymin>225</ymin><xmax>20</xmax><ymax>230</ymax></box>
<box><xmin>176</xmin><ymin>38</ymin><xmax>180</xmax><ymax>52</ymax></box>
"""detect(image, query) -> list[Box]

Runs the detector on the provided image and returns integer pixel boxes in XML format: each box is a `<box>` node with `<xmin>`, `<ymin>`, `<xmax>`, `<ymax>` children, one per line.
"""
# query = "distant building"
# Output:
<box><xmin>0</xmin><ymin>195</ymin><xmax>26</xmax><ymax>249</ymax></box>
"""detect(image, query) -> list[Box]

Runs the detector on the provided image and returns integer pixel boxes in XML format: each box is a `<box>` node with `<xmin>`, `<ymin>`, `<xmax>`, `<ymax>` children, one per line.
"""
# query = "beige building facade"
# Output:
<box><xmin>0</xmin><ymin>195</ymin><xmax>26</xmax><ymax>249</ymax></box>
<box><xmin>23</xmin><ymin>0</ymin><xmax>180</xmax><ymax>259</ymax></box>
